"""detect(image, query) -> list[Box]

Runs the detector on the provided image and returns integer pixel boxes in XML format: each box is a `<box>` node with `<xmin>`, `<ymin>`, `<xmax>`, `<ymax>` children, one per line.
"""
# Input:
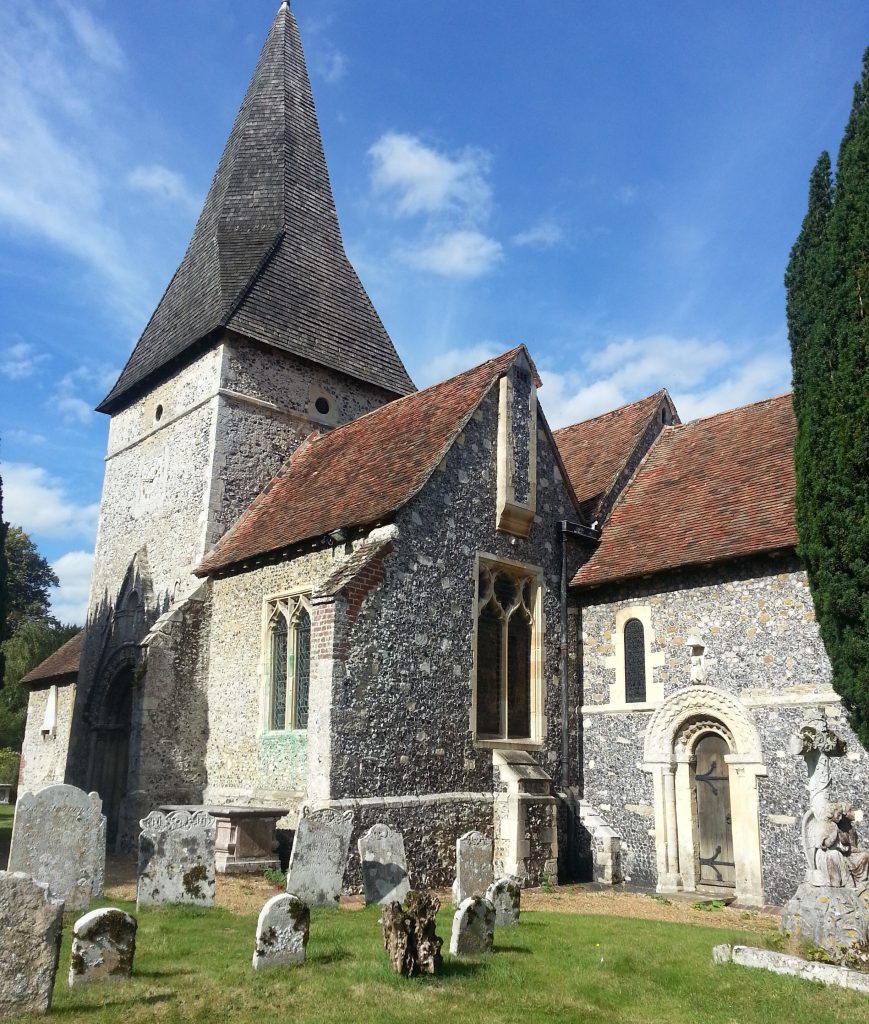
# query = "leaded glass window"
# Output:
<box><xmin>475</xmin><ymin>561</ymin><xmax>538</xmax><ymax>740</ymax></box>
<box><xmin>267</xmin><ymin>595</ymin><xmax>312</xmax><ymax>730</ymax></box>
<box><xmin>623</xmin><ymin>617</ymin><xmax>646</xmax><ymax>703</ymax></box>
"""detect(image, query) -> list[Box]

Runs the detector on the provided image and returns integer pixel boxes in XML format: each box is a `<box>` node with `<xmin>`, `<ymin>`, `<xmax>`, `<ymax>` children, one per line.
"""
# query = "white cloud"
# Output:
<box><xmin>538</xmin><ymin>334</ymin><xmax>791</xmax><ymax>429</ymax></box>
<box><xmin>127</xmin><ymin>164</ymin><xmax>200</xmax><ymax>214</ymax></box>
<box><xmin>49</xmin><ymin>549</ymin><xmax>93</xmax><ymax>626</ymax></box>
<box><xmin>0</xmin><ymin>341</ymin><xmax>49</xmax><ymax>380</ymax></box>
<box><xmin>52</xmin><ymin>363</ymin><xmax>120</xmax><ymax>424</ymax></box>
<box><xmin>4</xmin><ymin>429</ymin><xmax>46</xmax><ymax>446</ymax></box>
<box><xmin>512</xmin><ymin>220</ymin><xmax>564</xmax><ymax>249</ymax></box>
<box><xmin>417</xmin><ymin>342</ymin><xmax>501</xmax><ymax>387</ymax></box>
<box><xmin>318</xmin><ymin>49</ymin><xmax>347</xmax><ymax>84</ymax></box>
<box><xmin>63</xmin><ymin>5</ymin><xmax>124</xmax><ymax>72</ymax></box>
<box><xmin>2</xmin><ymin>462</ymin><xmax>99</xmax><ymax>541</ymax></box>
<box><xmin>369</xmin><ymin>132</ymin><xmax>492</xmax><ymax>220</ymax></box>
<box><xmin>406</xmin><ymin>230</ymin><xmax>502</xmax><ymax>279</ymax></box>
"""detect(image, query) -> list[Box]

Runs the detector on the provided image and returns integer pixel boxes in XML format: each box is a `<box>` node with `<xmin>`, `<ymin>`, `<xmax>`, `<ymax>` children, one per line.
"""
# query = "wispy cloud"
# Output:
<box><xmin>127</xmin><ymin>164</ymin><xmax>201</xmax><ymax>214</ymax></box>
<box><xmin>406</xmin><ymin>230</ymin><xmax>502</xmax><ymax>279</ymax></box>
<box><xmin>52</xmin><ymin>363</ymin><xmax>120</xmax><ymax>424</ymax></box>
<box><xmin>62</xmin><ymin>5</ymin><xmax>124</xmax><ymax>72</ymax></box>
<box><xmin>0</xmin><ymin>340</ymin><xmax>49</xmax><ymax>380</ymax></box>
<box><xmin>3</xmin><ymin>429</ymin><xmax>46</xmax><ymax>446</ymax></box>
<box><xmin>417</xmin><ymin>342</ymin><xmax>501</xmax><ymax>386</ymax></box>
<box><xmin>50</xmin><ymin>549</ymin><xmax>93</xmax><ymax>625</ymax></box>
<box><xmin>2</xmin><ymin>462</ymin><xmax>99</xmax><ymax>541</ymax></box>
<box><xmin>512</xmin><ymin>219</ymin><xmax>564</xmax><ymax>249</ymax></box>
<box><xmin>615</xmin><ymin>184</ymin><xmax>638</xmax><ymax>205</ymax></box>
<box><xmin>317</xmin><ymin>48</ymin><xmax>347</xmax><ymax>84</ymax></box>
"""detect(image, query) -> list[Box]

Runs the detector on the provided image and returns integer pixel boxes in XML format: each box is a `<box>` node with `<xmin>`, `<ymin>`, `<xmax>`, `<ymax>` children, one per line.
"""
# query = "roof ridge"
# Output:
<box><xmin>553</xmin><ymin>388</ymin><xmax>667</xmax><ymax>435</ymax></box>
<box><xmin>672</xmin><ymin>391</ymin><xmax>794</xmax><ymax>430</ymax></box>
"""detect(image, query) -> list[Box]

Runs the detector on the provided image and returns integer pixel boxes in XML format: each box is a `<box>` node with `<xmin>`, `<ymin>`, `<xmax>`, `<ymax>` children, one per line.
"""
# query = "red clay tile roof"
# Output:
<box><xmin>197</xmin><ymin>347</ymin><xmax>537</xmax><ymax>576</ymax></box>
<box><xmin>20</xmin><ymin>630</ymin><xmax>83</xmax><ymax>686</ymax></box>
<box><xmin>553</xmin><ymin>390</ymin><xmax>671</xmax><ymax>519</ymax></box>
<box><xmin>573</xmin><ymin>394</ymin><xmax>797</xmax><ymax>588</ymax></box>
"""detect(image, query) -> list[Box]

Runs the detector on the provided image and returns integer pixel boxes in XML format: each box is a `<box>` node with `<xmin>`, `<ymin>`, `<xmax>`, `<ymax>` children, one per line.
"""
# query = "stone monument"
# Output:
<box><xmin>286</xmin><ymin>808</ymin><xmax>354</xmax><ymax>908</ymax></box>
<box><xmin>252</xmin><ymin>893</ymin><xmax>310</xmax><ymax>970</ymax></box>
<box><xmin>381</xmin><ymin>890</ymin><xmax>443</xmax><ymax>976</ymax></box>
<box><xmin>358</xmin><ymin>823</ymin><xmax>410</xmax><ymax>905</ymax></box>
<box><xmin>780</xmin><ymin>713</ymin><xmax>869</xmax><ymax>958</ymax></box>
<box><xmin>137</xmin><ymin>808</ymin><xmax>216</xmax><ymax>910</ymax></box>
<box><xmin>0</xmin><ymin>871</ymin><xmax>64</xmax><ymax>1018</ymax></box>
<box><xmin>485</xmin><ymin>876</ymin><xmax>521</xmax><ymax>926</ymax></box>
<box><xmin>452</xmin><ymin>830</ymin><xmax>493</xmax><ymax>905</ymax></box>
<box><xmin>8</xmin><ymin>784</ymin><xmax>105</xmax><ymax>912</ymax></box>
<box><xmin>449</xmin><ymin>895</ymin><xmax>496</xmax><ymax>956</ymax></box>
<box><xmin>68</xmin><ymin>908</ymin><xmax>137</xmax><ymax>987</ymax></box>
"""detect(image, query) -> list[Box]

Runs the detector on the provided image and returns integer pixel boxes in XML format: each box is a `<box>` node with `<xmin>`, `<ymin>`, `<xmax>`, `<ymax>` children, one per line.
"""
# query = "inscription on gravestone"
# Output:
<box><xmin>452</xmin><ymin>830</ymin><xmax>493</xmax><ymax>906</ymax></box>
<box><xmin>137</xmin><ymin>809</ymin><xmax>216</xmax><ymax>910</ymax></box>
<box><xmin>286</xmin><ymin>808</ymin><xmax>353</xmax><ymax>908</ymax></box>
<box><xmin>358</xmin><ymin>823</ymin><xmax>410</xmax><ymax>906</ymax></box>
<box><xmin>8</xmin><ymin>784</ymin><xmax>106</xmax><ymax>913</ymax></box>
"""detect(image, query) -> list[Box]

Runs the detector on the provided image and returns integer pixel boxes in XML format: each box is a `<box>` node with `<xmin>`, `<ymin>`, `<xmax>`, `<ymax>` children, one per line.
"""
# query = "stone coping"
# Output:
<box><xmin>714</xmin><ymin>943</ymin><xmax>869</xmax><ymax>994</ymax></box>
<box><xmin>159</xmin><ymin>805</ymin><xmax>289</xmax><ymax>819</ymax></box>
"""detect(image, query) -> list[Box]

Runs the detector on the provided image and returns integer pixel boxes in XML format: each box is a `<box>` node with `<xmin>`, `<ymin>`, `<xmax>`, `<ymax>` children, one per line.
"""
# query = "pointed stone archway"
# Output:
<box><xmin>642</xmin><ymin>686</ymin><xmax>767</xmax><ymax>907</ymax></box>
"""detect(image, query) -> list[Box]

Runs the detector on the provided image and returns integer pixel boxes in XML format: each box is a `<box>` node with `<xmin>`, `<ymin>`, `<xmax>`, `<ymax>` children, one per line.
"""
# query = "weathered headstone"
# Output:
<box><xmin>382</xmin><ymin>891</ymin><xmax>443</xmax><ymax>976</ymax></box>
<box><xmin>452</xmin><ymin>830</ymin><xmax>493</xmax><ymax>905</ymax></box>
<box><xmin>8</xmin><ymin>784</ymin><xmax>105</xmax><ymax>913</ymax></box>
<box><xmin>485</xmin><ymin>877</ymin><xmax>521</xmax><ymax>926</ymax></box>
<box><xmin>137</xmin><ymin>809</ymin><xmax>216</xmax><ymax>910</ymax></box>
<box><xmin>449</xmin><ymin>895</ymin><xmax>496</xmax><ymax>956</ymax></box>
<box><xmin>68</xmin><ymin>908</ymin><xmax>137</xmax><ymax>988</ymax></box>
<box><xmin>358</xmin><ymin>823</ymin><xmax>410</xmax><ymax>905</ymax></box>
<box><xmin>0</xmin><ymin>871</ymin><xmax>64</xmax><ymax>1018</ymax></box>
<box><xmin>286</xmin><ymin>808</ymin><xmax>353</xmax><ymax>908</ymax></box>
<box><xmin>252</xmin><ymin>893</ymin><xmax>310</xmax><ymax>970</ymax></box>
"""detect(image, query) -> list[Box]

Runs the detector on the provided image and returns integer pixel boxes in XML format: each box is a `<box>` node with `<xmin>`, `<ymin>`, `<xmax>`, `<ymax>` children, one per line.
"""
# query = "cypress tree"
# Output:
<box><xmin>787</xmin><ymin>50</ymin><xmax>869</xmax><ymax>745</ymax></box>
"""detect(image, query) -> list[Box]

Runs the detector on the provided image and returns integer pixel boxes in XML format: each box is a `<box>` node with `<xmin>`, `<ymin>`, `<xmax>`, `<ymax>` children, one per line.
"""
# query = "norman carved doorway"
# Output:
<box><xmin>89</xmin><ymin>666</ymin><xmax>134</xmax><ymax>847</ymax></box>
<box><xmin>694</xmin><ymin>732</ymin><xmax>735</xmax><ymax>892</ymax></box>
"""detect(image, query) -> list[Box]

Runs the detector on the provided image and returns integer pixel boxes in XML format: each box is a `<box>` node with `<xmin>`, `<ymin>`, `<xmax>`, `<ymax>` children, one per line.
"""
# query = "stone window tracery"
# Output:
<box><xmin>475</xmin><ymin>560</ymin><xmax>540</xmax><ymax>741</ymax></box>
<box><xmin>267</xmin><ymin>595</ymin><xmax>311</xmax><ymax>731</ymax></box>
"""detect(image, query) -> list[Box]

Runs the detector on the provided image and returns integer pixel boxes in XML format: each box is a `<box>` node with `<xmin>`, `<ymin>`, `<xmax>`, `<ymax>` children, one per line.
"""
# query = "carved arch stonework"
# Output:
<box><xmin>642</xmin><ymin>685</ymin><xmax>767</xmax><ymax>908</ymax></box>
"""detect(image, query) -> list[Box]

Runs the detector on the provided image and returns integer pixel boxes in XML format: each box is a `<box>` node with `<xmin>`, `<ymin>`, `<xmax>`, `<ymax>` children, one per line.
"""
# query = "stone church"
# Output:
<box><xmin>19</xmin><ymin>2</ymin><xmax>868</xmax><ymax>907</ymax></box>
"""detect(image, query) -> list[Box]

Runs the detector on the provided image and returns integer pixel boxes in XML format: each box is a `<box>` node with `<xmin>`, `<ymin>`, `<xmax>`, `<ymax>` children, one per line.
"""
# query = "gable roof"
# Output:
<box><xmin>98</xmin><ymin>3</ymin><xmax>414</xmax><ymax>414</ymax></box>
<box><xmin>20</xmin><ymin>631</ymin><xmax>83</xmax><ymax>687</ymax></box>
<box><xmin>553</xmin><ymin>390</ymin><xmax>673</xmax><ymax>521</ymax></box>
<box><xmin>573</xmin><ymin>394</ymin><xmax>797</xmax><ymax>589</ymax></box>
<box><xmin>197</xmin><ymin>347</ymin><xmax>536</xmax><ymax>576</ymax></box>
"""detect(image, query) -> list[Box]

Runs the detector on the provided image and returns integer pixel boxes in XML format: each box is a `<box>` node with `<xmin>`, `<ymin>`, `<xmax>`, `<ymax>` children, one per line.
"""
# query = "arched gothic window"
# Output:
<box><xmin>267</xmin><ymin>595</ymin><xmax>312</xmax><ymax>731</ymax></box>
<box><xmin>475</xmin><ymin>562</ymin><xmax>539</xmax><ymax>741</ymax></box>
<box><xmin>623</xmin><ymin>617</ymin><xmax>646</xmax><ymax>703</ymax></box>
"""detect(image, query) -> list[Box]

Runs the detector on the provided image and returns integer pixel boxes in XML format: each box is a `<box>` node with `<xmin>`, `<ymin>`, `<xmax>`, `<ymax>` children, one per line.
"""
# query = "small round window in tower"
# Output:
<box><xmin>155</xmin><ymin>404</ymin><xmax>164</xmax><ymax>422</ymax></box>
<box><xmin>315</xmin><ymin>396</ymin><xmax>330</xmax><ymax>415</ymax></box>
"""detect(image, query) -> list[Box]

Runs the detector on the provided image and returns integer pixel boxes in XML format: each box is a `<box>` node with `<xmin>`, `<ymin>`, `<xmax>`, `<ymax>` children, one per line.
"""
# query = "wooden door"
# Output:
<box><xmin>694</xmin><ymin>733</ymin><xmax>736</xmax><ymax>889</ymax></box>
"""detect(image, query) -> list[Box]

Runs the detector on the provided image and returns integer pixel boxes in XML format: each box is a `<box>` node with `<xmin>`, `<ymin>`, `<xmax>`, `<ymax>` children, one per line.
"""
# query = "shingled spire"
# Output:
<box><xmin>98</xmin><ymin>3</ymin><xmax>414</xmax><ymax>413</ymax></box>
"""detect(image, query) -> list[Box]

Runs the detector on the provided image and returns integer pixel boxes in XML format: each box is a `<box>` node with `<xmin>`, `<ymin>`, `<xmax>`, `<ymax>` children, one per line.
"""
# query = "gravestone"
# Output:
<box><xmin>452</xmin><ymin>830</ymin><xmax>493</xmax><ymax>905</ymax></box>
<box><xmin>286</xmin><ymin>808</ymin><xmax>353</xmax><ymax>908</ymax></box>
<box><xmin>8</xmin><ymin>784</ymin><xmax>106</xmax><ymax>912</ymax></box>
<box><xmin>252</xmin><ymin>893</ymin><xmax>310</xmax><ymax>970</ymax></box>
<box><xmin>449</xmin><ymin>895</ymin><xmax>496</xmax><ymax>956</ymax></box>
<box><xmin>485</xmin><ymin>877</ymin><xmax>521</xmax><ymax>926</ymax></box>
<box><xmin>137</xmin><ymin>809</ymin><xmax>216</xmax><ymax>910</ymax></box>
<box><xmin>381</xmin><ymin>891</ymin><xmax>443</xmax><ymax>977</ymax></box>
<box><xmin>69</xmin><ymin>908</ymin><xmax>137</xmax><ymax>988</ymax></box>
<box><xmin>358</xmin><ymin>823</ymin><xmax>410</xmax><ymax>905</ymax></box>
<box><xmin>0</xmin><ymin>871</ymin><xmax>64</xmax><ymax>1018</ymax></box>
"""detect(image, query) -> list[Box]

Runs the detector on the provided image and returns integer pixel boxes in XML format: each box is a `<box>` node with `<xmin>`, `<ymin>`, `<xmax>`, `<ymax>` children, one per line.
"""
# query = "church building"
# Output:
<box><xmin>19</xmin><ymin>2</ymin><xmax>869</xmax><ymax>907</ymax></box>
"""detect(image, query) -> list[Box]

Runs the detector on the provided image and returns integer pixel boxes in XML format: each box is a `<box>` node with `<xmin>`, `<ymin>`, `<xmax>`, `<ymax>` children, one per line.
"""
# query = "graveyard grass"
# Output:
<box><xmin>49</xmin><ymin>900</ymin><xmax>869</xmax><ymax>1024</ymax></box>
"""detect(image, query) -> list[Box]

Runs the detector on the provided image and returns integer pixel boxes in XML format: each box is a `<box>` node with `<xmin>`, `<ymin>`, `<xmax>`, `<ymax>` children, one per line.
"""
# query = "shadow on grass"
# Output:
<box><xmin>309</xmin><ymin>949</ymin><xmax>353</xmax><ymax>965</ymax></box>
<box><xmin>493</xmin><ymin>943</ymin><xmax>532</xmax><ymax>955</ymax></box>
<box><xmin>133</xmin><ymin>967</ymin><xmax>195</xmax><ymax>980</ymax></box>
<box><xmin>439</xmin><ymin>958</ymin><xmax>486</xmax><ymax>979</ymax></box>
<box><xmin>53</xmin><ymin>993</ymin><xmax>175</xmax><ymax>1016</ymax></box>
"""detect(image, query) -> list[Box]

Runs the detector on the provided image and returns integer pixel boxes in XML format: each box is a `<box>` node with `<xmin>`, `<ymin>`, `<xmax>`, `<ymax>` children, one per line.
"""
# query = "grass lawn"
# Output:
<box><xmin>48</xmin><ymin>900</ymin><xmax>869</xmax><ymax>1024</ymax></box>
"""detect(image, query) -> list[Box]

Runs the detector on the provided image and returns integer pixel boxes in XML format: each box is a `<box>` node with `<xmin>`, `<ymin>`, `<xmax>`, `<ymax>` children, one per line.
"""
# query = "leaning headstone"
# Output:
<box><xmin>452</xmin><ymin>830</ymin><xmax>493</xmax><ymax>905</ymax></box>
<box><xmin>381</xmin><ymin>890</ymin><xmax>443</xmax><ymax>977</ymax></box>
<box><xmin>137</xmin><ymin>809</ymin><xmax>216</xmax><ymax>910</ymax></box>
<box><xmin>8</xmin><ymin>784</ymin><xmax>105</xmax><ymax>913</ymax></box>
<box><xmin>0</xmin><ymin>871</ymin><xmax>64</xmax><ymax>1018</ymax></box>
<box><xmin>359</xmin><ymin>823</ymin><xmax>410</xmax><ymax>905</ymax></box>
<box><xmin>485</xmin><ymin>876</ymin><xmax>521</xmax><ymax>926</ymax></box>
<box><xmin>449</xmin><ymin>895</ymin><xmax>496</xmax><ymax>956</ymax></box>
<box><xmin>68</xmin><ymin>908</ymin><xmax>137</xmax><ymax>988</ymax></box>
<box><xmin>252</xmin><ymin>893</ymin><xmax>310</xmax><ymax>970</ymax></box>
<box><xmin>286</xmin><ymin>808</ymin><xmax>353</xmax><ymax>908</ymax></box>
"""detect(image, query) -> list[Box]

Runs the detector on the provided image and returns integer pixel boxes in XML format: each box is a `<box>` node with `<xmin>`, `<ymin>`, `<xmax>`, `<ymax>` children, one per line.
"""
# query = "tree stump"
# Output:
<box><xmin>381</xmin><ymin>890</ymin><xmax>443</xmax><ymax>976</ymax></box>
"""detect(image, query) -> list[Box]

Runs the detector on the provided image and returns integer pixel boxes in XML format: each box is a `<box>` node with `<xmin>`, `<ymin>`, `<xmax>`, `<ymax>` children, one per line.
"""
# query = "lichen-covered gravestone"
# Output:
<box><xmin>449</xmin><ymin>896</ymin><xmax>496</xmax><ymax>956</ymax></box>
<box><xmin>0</xmin><ymin>871</ymin><xmax>64</xmax><ymax>1018</ymax></box>
<box><xmin>8</xmin><ymin>784</ymin><xmax>106</xmax><ymax>913</ymax></box>
<box><xmin>485</xmin><ymin>877</ymin><xmax>521</xmax><ymax>926</ymax></box>
<box><xmin>68</xmin><ymin>908</ymin><xmax>137</xmax><ymax>988</ymax></box>
<box><xmin>286</xmin><ymin>808</ymin><xmax>353</xmax><ymax>908</ymax></box>
<box><xmin>358</xmin><ymin>823</ymin><xmax>410</xmax><ymax>905</ymax></box>
<box><xmin>452</xmin><ymin>830</ymin><xmax>493</xmax><ymax>905</ymax></box>
<box><xmin>252</xmin><ymin>893</ymin><xmax>310</xmax><ymax>970</ymax></box>
<box><xmin>381</xmin><ymin>891</ymin><xmax>443</xmax><ymax>976</ymax></box>
<box><xmin>137</xmin><ymin>809</ymin><xmax>216</xmax><ymax>910</ymax></box>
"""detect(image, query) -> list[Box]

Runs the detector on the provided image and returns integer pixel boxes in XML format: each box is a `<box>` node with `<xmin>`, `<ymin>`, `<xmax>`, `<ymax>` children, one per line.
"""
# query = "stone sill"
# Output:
<box><xmin>714</xmin><ymin>944</ymin><xmax>869</xmax><ymax>994</ymax></box>
<box><xmin>474</xmin><ymin>738</ymin><xmax>544</xmax><ymax>751</ymax></box>
<box><xmin>581</xmin><ymin>702</ymin><xmax>658</xmax><ymax>715</ymax></box>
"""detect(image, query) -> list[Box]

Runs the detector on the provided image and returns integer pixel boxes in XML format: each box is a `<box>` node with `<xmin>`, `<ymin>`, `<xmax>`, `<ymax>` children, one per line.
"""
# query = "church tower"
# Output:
<box><xmin>60</xmin><ymin>2</ymin><xmax>414</xmax><ymax>843</ymax></box>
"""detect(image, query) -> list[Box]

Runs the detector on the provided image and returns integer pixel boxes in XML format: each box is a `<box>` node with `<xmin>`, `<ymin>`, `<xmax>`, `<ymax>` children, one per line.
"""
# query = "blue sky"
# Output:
<box><xmin>1</xmin><ymin>0</ymin><xmax>867</xmax><ymax>624</ymax></box>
